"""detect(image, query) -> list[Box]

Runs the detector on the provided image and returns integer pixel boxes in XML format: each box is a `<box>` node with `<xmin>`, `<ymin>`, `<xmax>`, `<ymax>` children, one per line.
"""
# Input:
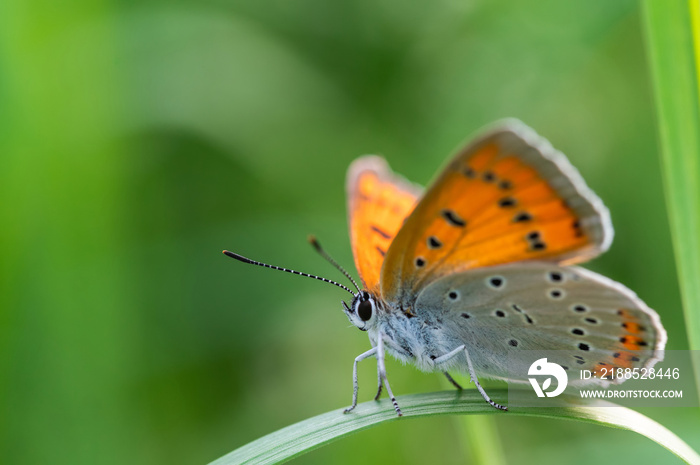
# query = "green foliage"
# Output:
<box><xmin>643</xmin><ymin>0</ymin><xmax>700</xmax><ymax>399</ymax></box>
<box><xmin>209</xmin><ymin>391</ymin><xmax>700</xmax><ymax>465</ymax></box>
<box><xmin>1</xmin><ymin>1</ymin><xmax>698</xmax><ymax>464</ymax></box>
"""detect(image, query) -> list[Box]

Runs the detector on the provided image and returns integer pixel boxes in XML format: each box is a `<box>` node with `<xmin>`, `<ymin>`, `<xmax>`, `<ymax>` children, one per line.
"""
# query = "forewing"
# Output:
<box><xmin>414</xmin><ymin>263</ymin><xmax>666</xmax><ymax>382</ymax></box>
<box><xmin>346</xmin><ymin>156</ymin><xmax>422</xmax><ymax>292</ymax></box>
<box><xmin>381</xmin><ymin>120</ymin><xmax>613</xmax><ymax>306</ymax></box>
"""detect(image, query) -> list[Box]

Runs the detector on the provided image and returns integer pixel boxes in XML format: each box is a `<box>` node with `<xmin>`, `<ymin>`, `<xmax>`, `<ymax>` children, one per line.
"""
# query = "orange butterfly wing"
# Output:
<box><xmin>380</xmin><ymin>120</ymin><xmax>613</xmax><ymax>306</ymax></box>
<box><xmin>346</xmin><ymin>156</ymin><xmax>422</xmax><ymax>292</ymax></box>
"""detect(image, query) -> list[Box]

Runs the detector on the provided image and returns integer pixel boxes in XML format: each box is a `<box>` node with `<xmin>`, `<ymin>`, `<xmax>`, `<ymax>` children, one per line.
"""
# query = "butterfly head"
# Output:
<box><xmin>344</xmin><ymin>290</ymin><xmax>379</xmax><ymax>331</ymax></box>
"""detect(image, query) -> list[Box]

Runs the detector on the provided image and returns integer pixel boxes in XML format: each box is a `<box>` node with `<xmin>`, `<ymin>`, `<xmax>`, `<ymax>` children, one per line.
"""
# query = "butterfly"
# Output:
<box><xmin>225</xmin><ymin>119</ymin><xmax>666</xmax><ymax>415</ymax></box>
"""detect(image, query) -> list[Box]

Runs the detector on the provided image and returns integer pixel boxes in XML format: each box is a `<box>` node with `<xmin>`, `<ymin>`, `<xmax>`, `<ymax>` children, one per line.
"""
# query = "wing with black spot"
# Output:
<box><xmin>346</xmin><ymin>156</ymin><xmax>422</xmax><ymax>292</ymax></box>
<box><xmin>380</xmin><ymin>120</ymin><xmax>613</xmax><ymax>306</ymax></box>
<box><xmin>413</xmin><ymin>263</ymin><xmax>666</xmax><ymax>382</ymax></box>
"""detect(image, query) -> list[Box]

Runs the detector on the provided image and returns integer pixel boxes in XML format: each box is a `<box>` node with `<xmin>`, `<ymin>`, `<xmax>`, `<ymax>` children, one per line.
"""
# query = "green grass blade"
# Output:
<box><xmin>458</xmin><ymin>415</ymin><xmax>507</xmax><ymax>465</ymax></box>
<box><xmin>438</xmin><ymin>376</ymin><xmax>507</xmax><ymax>465</ymax></box>
<box><xmin>643</xmin><ymin>0</ymin><xmax>700</xmax><ymax>399</ymax></box>
<box><xmin>209</xmin><ymin>391</ymin><xmax>700</xmax><ymax>465</ymax></box>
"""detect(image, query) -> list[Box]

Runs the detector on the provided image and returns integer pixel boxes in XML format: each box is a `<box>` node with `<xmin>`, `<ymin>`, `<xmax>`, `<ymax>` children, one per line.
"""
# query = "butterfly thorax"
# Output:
<box><xmin>350</xmin><ymin>294</ymin><xmax>467</xmax><ymax>373</ymax></box>
<box><xmin>383</xmin><ymin>307</ymin><xmax>468</xmax><ymax>372</ymax></box>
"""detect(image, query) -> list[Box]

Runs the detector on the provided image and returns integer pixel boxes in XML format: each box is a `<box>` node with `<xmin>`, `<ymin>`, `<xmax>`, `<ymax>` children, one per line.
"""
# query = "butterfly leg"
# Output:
<box><xmin>432</xmin><ymin>345</ymin><xmax>467</xmax><ymax>364</ymax></box>
<box><xmin>463</xmin><ymin>347</ymin><xmax>508</xmax><ymax>411</ymax></box>
<box><xmin>374</xmin><ymin>370</ymin><xmax>383</xmax><ymax>400</ymax></box>
<box><xmin>432</xmin><ymin>345</ymin><xmax>506</xmax><ymax>410</ymax></box>
<box><xmin>443</xmin><ymin>372</ymin><xmax>463</xmax><ymax>390</ymax></box>
<box><xmin>376</xmin><ymin>334</ymin><xmax>403</xmax><ymax>416</ymax></box>
<box><xmin>343</xmin><ymin>347</ymin><xmax>377</xmax><ymax>414</ymax></box>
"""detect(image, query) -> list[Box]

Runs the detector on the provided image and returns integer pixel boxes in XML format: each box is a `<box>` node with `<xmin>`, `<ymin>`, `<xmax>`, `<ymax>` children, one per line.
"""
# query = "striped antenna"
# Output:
<box><xmin>223</xmin><ymin>250</ymin><xmax>356</xmax><ymax>296</ymax></box>
<box><xmin>307</xmin><ymin>235</ymin><xmax>361</xmax><ymax>292</ymax></box>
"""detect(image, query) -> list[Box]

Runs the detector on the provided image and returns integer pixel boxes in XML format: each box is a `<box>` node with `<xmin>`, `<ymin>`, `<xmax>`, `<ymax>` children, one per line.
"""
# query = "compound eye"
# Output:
<box><xmin>357</xmin><ymin>300</ymin><xmax>373</xmax><ymax>321</ymax></box>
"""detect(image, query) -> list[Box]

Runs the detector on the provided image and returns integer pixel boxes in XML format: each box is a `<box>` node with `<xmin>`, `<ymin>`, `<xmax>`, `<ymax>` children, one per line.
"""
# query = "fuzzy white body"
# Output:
<box><xmin>368</xmin><ymin>303</ymin><xmax>467</xmax><ymax>373</ymax></box>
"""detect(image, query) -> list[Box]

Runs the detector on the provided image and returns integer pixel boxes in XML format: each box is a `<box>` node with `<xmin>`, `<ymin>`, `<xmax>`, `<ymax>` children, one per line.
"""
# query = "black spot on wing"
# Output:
<box><xmin>427</xmin><ymin>236</ymin><xmax>443</xmax><ymax>249</ymax></box>
<box><xmin>548</xmin><ymin>289</ymin><xmax>564</xmax><ymax>299</ymax></box>
<box><xmin>498</xmin><ymin>197</ymin><xmax>517</xmax><ymax>208</ymax></box>
<box><xmin>441</xmin><ymin>209</ymin><xmax>466</xmax><ymax>227</ymax></box>
<box><xmin>513</xmin><ymin>212</ymin><xmax>532</xmax><ymax>223</ymax></box>
<box><xmin>512</xmin><ymin>303</ymin><xmax>534</xmax><ymax>324</ymax></box>
<box><xmin>488</xmin><ymin>276</ymin><xmax>504</xmax><ymax>288</ymax></box>
<box><xmin>370</xmin><ymin>225</ymin><xmax>391</xmax><ymax>239</ymax></box>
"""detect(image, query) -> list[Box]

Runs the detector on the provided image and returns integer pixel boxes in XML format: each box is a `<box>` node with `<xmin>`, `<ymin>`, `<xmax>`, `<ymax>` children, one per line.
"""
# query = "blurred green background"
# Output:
<box><xmin>1</xmin><ymin>0</ymin><xmax>698</xmax><ymax>464</ymax></box>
